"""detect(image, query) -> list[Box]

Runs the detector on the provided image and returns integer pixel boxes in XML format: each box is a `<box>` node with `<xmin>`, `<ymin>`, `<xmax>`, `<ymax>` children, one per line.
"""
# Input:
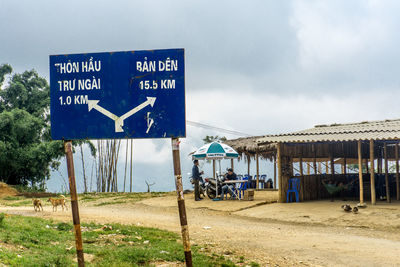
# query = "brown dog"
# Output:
<box><xmin>47</xmin><ymin>195</ymin><xmax>68</xmax><ymax>212</ymax></box>
<box><xmin>32</xmin><ymin>198</ymin><xmax>43</xmax><ymax>212</ymax></box>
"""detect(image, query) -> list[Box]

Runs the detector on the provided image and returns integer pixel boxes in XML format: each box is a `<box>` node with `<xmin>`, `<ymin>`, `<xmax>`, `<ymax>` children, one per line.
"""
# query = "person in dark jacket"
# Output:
<box><xmin>219</xmin><ymin>168</ymin><xmax>237</xmax><ymax>200</ymax></box>
<box><xmin>192</xmin><ymin>160</ymin><xmax>204</xmax><ymax>201</ymax></box>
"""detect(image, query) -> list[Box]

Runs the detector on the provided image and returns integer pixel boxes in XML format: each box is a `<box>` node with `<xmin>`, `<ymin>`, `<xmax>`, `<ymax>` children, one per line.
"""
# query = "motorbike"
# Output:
<box><xmin>204</xmin><ymin>176</ymin><xmax>224</xmax><ymax>199</ymax></box>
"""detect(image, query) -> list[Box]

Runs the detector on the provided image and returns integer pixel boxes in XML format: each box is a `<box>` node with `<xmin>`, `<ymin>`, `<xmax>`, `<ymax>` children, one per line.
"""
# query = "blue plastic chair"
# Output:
<box><xmin>286</xmin><ymin>178</ymin><xmax>300</xmax><ymax>203</ymax></box>
<box><xmin>237</xmin><ymin>177</ymin><xmax>249</xmax><ymax>200</ymax></box>
<box><xmin>260</xmin><ymin>174</ymin><xmax>267</xmax><ymax>188</ymax></box>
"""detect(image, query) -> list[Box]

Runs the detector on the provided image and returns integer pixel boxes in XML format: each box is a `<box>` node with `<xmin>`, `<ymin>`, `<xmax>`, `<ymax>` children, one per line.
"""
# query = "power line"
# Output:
<box><xmin>186</xmin><ymin>120</ymin><xmax>252</xmax><ymax>137</ymax></box>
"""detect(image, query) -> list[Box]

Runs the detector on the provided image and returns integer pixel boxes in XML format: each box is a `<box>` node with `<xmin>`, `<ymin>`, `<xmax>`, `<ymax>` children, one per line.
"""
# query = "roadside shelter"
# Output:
<box><xmin>257</xmin><ymin>119</ymin><xmax>400</xmax><ymax>204</ymax></box>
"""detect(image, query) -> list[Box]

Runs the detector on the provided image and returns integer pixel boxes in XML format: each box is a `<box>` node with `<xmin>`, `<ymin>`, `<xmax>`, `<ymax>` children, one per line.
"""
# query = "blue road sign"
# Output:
<box><xmin>49</xmin><ymin>49</ymin><xmax>185</xmax><ymax>140</ymax></box>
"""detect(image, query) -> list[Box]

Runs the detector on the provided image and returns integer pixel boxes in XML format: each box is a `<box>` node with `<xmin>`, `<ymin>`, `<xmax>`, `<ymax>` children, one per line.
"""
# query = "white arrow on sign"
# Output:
<box><xmin>87</xmin><ymin>97</ymin><xmax>156</xmax><ymax>133</ymax></box>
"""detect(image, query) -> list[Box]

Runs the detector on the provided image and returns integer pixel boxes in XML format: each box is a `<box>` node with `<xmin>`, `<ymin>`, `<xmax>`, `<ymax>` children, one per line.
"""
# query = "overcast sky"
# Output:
<box><xmin>1</xmin><ymin>0</ymin><xmax>400</xmax><ymax>192</ymax></box>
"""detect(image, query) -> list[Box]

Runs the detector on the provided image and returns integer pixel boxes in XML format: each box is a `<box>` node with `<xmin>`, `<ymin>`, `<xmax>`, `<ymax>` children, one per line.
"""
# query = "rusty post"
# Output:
<box><xmin>171</xmin><ymin>138</ymin><xmax>192</xmax><ymax>267</ymax></box>
<box><xmin>64</xmin><ymin>141</ymin><xmax>85</xmax><ymax>267</ymax></box>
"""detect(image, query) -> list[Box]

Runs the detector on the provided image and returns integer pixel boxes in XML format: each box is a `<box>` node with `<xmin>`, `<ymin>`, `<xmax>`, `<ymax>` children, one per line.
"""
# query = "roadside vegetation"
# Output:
<box><xmin>0</xmin><ymin>214</ymin><xmax>242</xmax><ymax>266</ymax></box>
<box><xmin>0</xmin><ymin>192</ymin><xmax>176</xmax><ymax>208</ymax></box>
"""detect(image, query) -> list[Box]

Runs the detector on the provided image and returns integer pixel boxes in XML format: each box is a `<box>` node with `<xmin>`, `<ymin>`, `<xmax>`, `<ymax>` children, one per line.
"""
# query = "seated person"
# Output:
<box><xmin>219</xmin><ymin>168</ymin><xmax>238</xmax><ymax>200</ymax></box>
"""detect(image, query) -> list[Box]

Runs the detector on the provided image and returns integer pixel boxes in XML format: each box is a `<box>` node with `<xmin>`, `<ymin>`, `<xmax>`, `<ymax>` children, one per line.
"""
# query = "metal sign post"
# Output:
<box><xmin>171</xmin><ymin>138</ymin><xmax>192</xmax><ymax>266</ymax></box>
<box><xmin>64</xmin><ymin>141</ymin><xmax>84</xmax><ymax>267</ymax></box>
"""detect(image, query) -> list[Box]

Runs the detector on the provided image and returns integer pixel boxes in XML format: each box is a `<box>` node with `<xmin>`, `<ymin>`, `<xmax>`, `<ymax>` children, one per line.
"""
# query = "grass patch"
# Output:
<box><xmin>80</xmin><ymin>192</ymin><xmax>174</xmax><ymax>205</ymax></box>
<box><xmin>94</xmin><ymin>200</ymin><xmax>127</xmax><ymax>207</ymax></box>
<box><xmin>2</xmin><ymin>196</ymin><xmax>24</xmax><ymax>201</ymax></box>
<box><xmin>0</xmin><ymin>214</ymin><xmax>240</xmax><ymax>266</ymax></box>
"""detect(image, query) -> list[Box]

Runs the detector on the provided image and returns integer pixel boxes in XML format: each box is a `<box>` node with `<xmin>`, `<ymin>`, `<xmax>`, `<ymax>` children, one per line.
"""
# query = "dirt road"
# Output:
<box><xmin>2</xmin><ymin>195</ymin><xmax>400</xmax><ymax>267</ymax></box>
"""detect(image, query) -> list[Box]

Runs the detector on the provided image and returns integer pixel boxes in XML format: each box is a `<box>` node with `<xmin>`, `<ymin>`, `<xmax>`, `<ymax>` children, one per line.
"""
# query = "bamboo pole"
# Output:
<box><xmin>325</xmin><ymin>161</ymin><xmax>329</xmax><ymax>174</ymax></box>
<box><xmin>256</xmin><ymin>153</ymin><xmax>260</xmax><ymax>189</ymax></box>
<box><xmin>370</xmin><ymin>140</ymin><xmax>376</xmax><ymax>205</ymax></box>
<box><xmin>123</xmin><ymin>139</ymin><xmax>128</xmax><ymax>192</ymax></box>
<box><xmin>318</xmin><ymin>162</ymin><xmax>322</xmax><ymax>174</ymax></box>
<box><xmin>357</xmin><ymin>140</ymin><xmax>364</xmax><ymax>204</ymax></box>
<box><xmin>247</xmin><ymin>155</ymin><xmax>251</xmax><ymax>176</ymax></box>
<box><xmin>384</xmin><ymin>143</ymin><xmax>390</xmax><ymax>203</ymax></box>
<box><xmin>396</xmin><ymin>143</ymin><xmax>400</xmax><ymax>201</ymax></box>
<box><xmin>307</xmin><ymin>162</ymin><xmax>310</xmax><ymax>175</ymax></box>
<box><xmin>277</xmin><ymin>143</ymin><xmax>283</xmax><ymax>202</ymax></box>
<box><xmin>273</xmin><ymin>155</ymin><xmax>277</xmax><ymax>189</ymax></box>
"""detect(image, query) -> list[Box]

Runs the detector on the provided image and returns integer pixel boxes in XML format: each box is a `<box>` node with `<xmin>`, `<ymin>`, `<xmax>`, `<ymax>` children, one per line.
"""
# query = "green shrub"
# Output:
<box><xmin>56</xmin><ymin>222</ymin><xmax>72</xmax><ymax>231</ymax></box>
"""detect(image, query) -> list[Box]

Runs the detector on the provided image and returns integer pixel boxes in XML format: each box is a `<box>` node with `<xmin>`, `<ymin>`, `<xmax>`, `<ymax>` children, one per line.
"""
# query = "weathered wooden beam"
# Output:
<box><xmin>230</xmin><ymin>158</ymin><xmax>234</xmax><ymax>171</ymax></box>
<box><xmin>273</xmin><ymin>155</ymin><xmax>277</xmax><ymax>189</ymax></box>
<box><xmin>370</xmin><ymin>140</ymin><xmax>376</xmax><ymax>205</ymax></box>
<box><xmin>247</xmin><ymin>155</ymin><xmax>251</xmax><ymax>176</ymax></box>
<box><xmin>396</xmin><ymin>143</ymin><xmax>400</xmax><ymax>201</ymax></box>
<box><xmin>256</xmin><ymin>153</ymin><xmax>260</xmax><ymax>189</ymax></box>
<box><xmin>384</xmin><ymin>143</ymin><xmax>390</xmax><ymax>203</ymax></box>
<box><xmin>357</xmin><ymin>140</ymin><xmax>364</xmax><ymax>204</ymax></box>
<box><xmin>277</xmin><ymin>143</ymin><xmax>283</xmax><ymax>202</ymax></box>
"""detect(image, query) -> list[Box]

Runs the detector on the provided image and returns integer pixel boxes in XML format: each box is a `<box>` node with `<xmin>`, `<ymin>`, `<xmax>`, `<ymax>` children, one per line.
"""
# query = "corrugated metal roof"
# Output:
<box><xmin>258</xmin><ymin>119</ymin><xmax>400</xmax><ymax>143</ymax></box>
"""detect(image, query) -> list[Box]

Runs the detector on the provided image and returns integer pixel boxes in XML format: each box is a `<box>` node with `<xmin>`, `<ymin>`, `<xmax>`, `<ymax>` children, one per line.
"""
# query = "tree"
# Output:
<box><xmin>202</xmin><ymin>135</ymin><xmax>227</xmax><ymax>144</ymax></box>
<box><xmin>145</xmin><ymin>180</ymin><xmax>155</xmax><ymax>193</ymax></box>
<box><xmin>0</xmin><ymin>64</ymin><xmax>95</xmax><ymax>186</ymax></box>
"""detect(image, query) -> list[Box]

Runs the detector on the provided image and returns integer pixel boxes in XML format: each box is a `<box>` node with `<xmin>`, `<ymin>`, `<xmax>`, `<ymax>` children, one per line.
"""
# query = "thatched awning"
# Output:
<box><xmin>225</xmin><ymin>136</ymin><xmax>277</xmax><ymax>161</ymax></box>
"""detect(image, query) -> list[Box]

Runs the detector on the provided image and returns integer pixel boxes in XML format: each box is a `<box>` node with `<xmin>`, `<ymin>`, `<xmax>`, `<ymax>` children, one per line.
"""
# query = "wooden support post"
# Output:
<box><xmin>171</xmin><ymin>138</ymin><xmax>193</xmax><ymax>267</ymax></box>
<box><xmin>343</xmin><ymin>157</ymin><xmax>347</xmax><ymax>175</ymax></box>
<box><xmin>318</xmin><ymin>162</ymin><xmax>322</xmax><ymax>174</ymax></box>
<box><xmin>330</xmin><ymin>156</ymin><xmax>334</xmax><ymax>175</ymax></box>
<box><xmin>273</xmin><ymin>155</ymin><xmax>277</xmax><ymax>189</ymax></box>
<box><xmin>307</xmin><ymin>161</ymin><xmax>310</xmax><ymax>175</ymax></box>
<box><xmin>395</xmin><ymin>143</ymin><xmax>400</xmax><ymax>201</ymax></box>
<box><xmin>247</xmin><ymin>155</ymin><xmax>251</xmax><ymax>176</ymax></box>
<box><xmin>370</xmin><ymin>140</ymin><xmax>376</xmax><ymax>205</ymax></box>
<box><xmin>277</xmin><ymin>144</ymin><xmax>283</xmax><ymax>202</ymax></box>
<box><xmin>256</xmin><ymin>153</ymin><xmax>260</xmax><ymax>189</ymax></box>
<box><xmin>325</xmin><ymin>161</ymin><xmax>329</xmax><ymax>174</ymax></box>
<box><xmin>230</xmin><ymin>158</ymin><xmax>234</xmax><ymax>171</ymax></box>
<box><xmin>64</xmin><ymin>141</ymin><xmax>85</xmax><ymax>267</ymax></box>
<box><xmin>357</xmin><ymin>140</ymin><xmax>364</xmax><ymax>204</ymax></box>
<box><xmin>384</xmin><ymin>143</ymin><xmax>390</xmax><ymax>203</ymax></box>
<box><xmin>299</xmin><ymin>157</ymin><xmax>304</xmax><ymax>176</ymax></box>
